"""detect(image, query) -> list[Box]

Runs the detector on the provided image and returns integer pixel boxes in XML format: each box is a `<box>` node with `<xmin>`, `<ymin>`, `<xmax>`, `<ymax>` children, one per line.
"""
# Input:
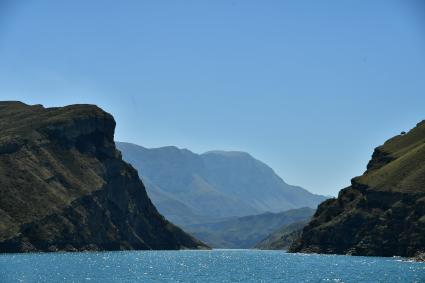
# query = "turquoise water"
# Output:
<box><xmin>0</xmin><ymin>249</ymin><xmax>424</xmax><ymax>282</ymax></box>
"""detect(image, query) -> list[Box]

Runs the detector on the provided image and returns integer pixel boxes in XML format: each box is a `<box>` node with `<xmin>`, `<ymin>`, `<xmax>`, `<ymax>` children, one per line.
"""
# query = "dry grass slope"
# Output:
<box><xmin>290</xmin><ymin>120</ymin><xmax>425</xmax><ymax>258</ymax></box>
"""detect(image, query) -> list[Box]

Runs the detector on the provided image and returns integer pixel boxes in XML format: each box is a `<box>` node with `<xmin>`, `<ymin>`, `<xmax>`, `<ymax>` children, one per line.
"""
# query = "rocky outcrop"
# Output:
<box><xmin>413</xmin><ymin>252</ymin><xmax>425</xmax><ymax>262</ymax></box>
<box><xmin>0</xmin><ymin>101</ymin><xmax>207</xmax><ymax>252</ymax></box>
<box><xmin>289</xmin><ymin>121</ymin><xmax>425</xmax><ymax>258</ymax></box>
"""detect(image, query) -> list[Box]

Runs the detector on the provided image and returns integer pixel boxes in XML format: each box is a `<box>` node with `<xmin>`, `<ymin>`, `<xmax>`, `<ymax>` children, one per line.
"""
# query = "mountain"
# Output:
<box><xmin>254</xmin><ymin>220</ymin><xmax>309</xmax><ymax>250</ymax></box>
<box><xmin>117</xmin><ymin>142</ymin><xmax>326</xmax><ymax>226</ymax></box>
<box><xmin>184</xmin><ymin>207</ymin><xmax>315</xmax><ymax>248</ymax></box>
<box><xmin>0</xmin><ymin>102</ymin><xmax>207</xmax><ymax>252</ymax></box>
<box><xmin>290</xmin><ymin>121</ymin><xmax>425</xmax><ymax>258</ymax></box>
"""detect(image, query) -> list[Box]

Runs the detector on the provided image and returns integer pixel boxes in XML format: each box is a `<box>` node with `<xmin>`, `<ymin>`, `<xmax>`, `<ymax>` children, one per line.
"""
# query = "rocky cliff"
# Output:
<box><xmin>0</xmin><ymin>101</ymin><xmax>207</xmax><ymax>252</ymax></box>
<box><xmin>289</xmin><ymin>121</ymin><xmax>425</xmax><ymax>258</ymax></box>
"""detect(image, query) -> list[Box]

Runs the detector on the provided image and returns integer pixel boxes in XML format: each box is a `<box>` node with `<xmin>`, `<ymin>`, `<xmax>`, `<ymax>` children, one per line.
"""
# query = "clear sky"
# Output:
<box><xmin>0</xmin><ymin>0</ymin><xmax>424</xmax><ymax>196</ymax></box>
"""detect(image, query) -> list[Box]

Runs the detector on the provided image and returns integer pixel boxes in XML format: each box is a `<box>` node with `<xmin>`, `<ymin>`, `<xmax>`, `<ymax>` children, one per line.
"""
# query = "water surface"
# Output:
<box><xmin>0</xmin><ymin>249</ymin><xmax>424</xmax><ymax>282</ymax></box>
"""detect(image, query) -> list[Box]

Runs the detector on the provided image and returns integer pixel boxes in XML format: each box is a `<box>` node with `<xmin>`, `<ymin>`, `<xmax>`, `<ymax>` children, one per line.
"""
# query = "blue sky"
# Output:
<box><xmin>0</xmin><ymin>0</ymin><xmax>424</xmax><ymax>196</ymax></box>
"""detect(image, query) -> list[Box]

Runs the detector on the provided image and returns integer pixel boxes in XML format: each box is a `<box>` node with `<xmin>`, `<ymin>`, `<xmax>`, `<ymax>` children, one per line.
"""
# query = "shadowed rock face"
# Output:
<box><xmin>0</xmin><ymin>101</ymin><xmax>207</xmax><ymax>252</ymax></box>
<box><xmin>290</xmin><ymin>121</ymin><xmax>425</xmax><ymax>258</ymax></box>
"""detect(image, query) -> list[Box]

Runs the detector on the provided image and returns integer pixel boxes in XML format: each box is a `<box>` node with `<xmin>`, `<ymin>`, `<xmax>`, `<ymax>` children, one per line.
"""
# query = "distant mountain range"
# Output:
<box><xmin>254</xmin><ymin>220</ymin><xmax>309</xmax><ymax>250</ymax></box>
<box><xmin>185</xmin><ymin>207</ymin><xmax>315</xmax><ymax>248</ymax></box>
<box><xmin>117</xmin><ymin>142</ymin><xmax>327</xmax><ymax>227</ymax></box>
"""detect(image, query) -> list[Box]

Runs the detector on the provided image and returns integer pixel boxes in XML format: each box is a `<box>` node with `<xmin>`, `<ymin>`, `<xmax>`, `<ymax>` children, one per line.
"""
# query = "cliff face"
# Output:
<box><xmin>0</xmin><ymin>102</ymin><xmax>207</xmax><ymax>252</ymax></box>
<box><xmin>290</xmin><ymin>121</ymin><xmax>425</xmax><ymax>258</ymax></box>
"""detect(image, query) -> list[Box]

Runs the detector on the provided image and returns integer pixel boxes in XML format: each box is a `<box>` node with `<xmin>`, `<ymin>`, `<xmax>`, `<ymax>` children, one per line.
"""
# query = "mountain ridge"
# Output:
<box><xmin>117</xmin><ymin>141</ymin><xmax>327</xmax><ymax>226</ymax></box>
<box><xmin>185</xmin><ymin>207</ymin><xmax>315</xmax><ymax>248</ymax></box>
<box><xmin>254</xmin><ymin>220</ymin><xmax>309</xmax><ymax>250</ymax></box>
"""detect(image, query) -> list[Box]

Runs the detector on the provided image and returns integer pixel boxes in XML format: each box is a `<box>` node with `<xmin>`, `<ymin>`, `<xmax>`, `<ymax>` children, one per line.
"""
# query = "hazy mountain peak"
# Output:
<box><xmin>202</xmin><ymin>150</ymin><xmax>252</xmax><ymax>158</ymax></box>
<box><xmin>117</xmin><ymin>142</ymin><xmax>327</xmax><ymax>227</ymax></box>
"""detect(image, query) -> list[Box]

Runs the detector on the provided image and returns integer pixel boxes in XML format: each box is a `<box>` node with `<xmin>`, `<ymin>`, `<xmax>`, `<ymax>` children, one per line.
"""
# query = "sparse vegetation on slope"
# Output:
<box><xmin>290</xmin><ymin>121</ymin><xmax>425</xmax><ymax>257</ymax></box>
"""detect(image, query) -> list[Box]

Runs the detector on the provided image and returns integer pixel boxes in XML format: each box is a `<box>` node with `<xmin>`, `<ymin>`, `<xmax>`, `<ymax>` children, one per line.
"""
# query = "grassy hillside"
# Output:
<box><xmin>290</xmin><ymin>121</ymin><xmax>425</xmax><ymax>258</ymax></box>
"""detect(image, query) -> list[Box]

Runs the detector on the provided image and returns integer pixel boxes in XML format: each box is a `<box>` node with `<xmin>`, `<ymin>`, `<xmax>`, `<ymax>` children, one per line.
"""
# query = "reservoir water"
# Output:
<box><xmin>0</xmin><ymin>249</ymin><xmax>424</xmax><ymax>282</ymax></box>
